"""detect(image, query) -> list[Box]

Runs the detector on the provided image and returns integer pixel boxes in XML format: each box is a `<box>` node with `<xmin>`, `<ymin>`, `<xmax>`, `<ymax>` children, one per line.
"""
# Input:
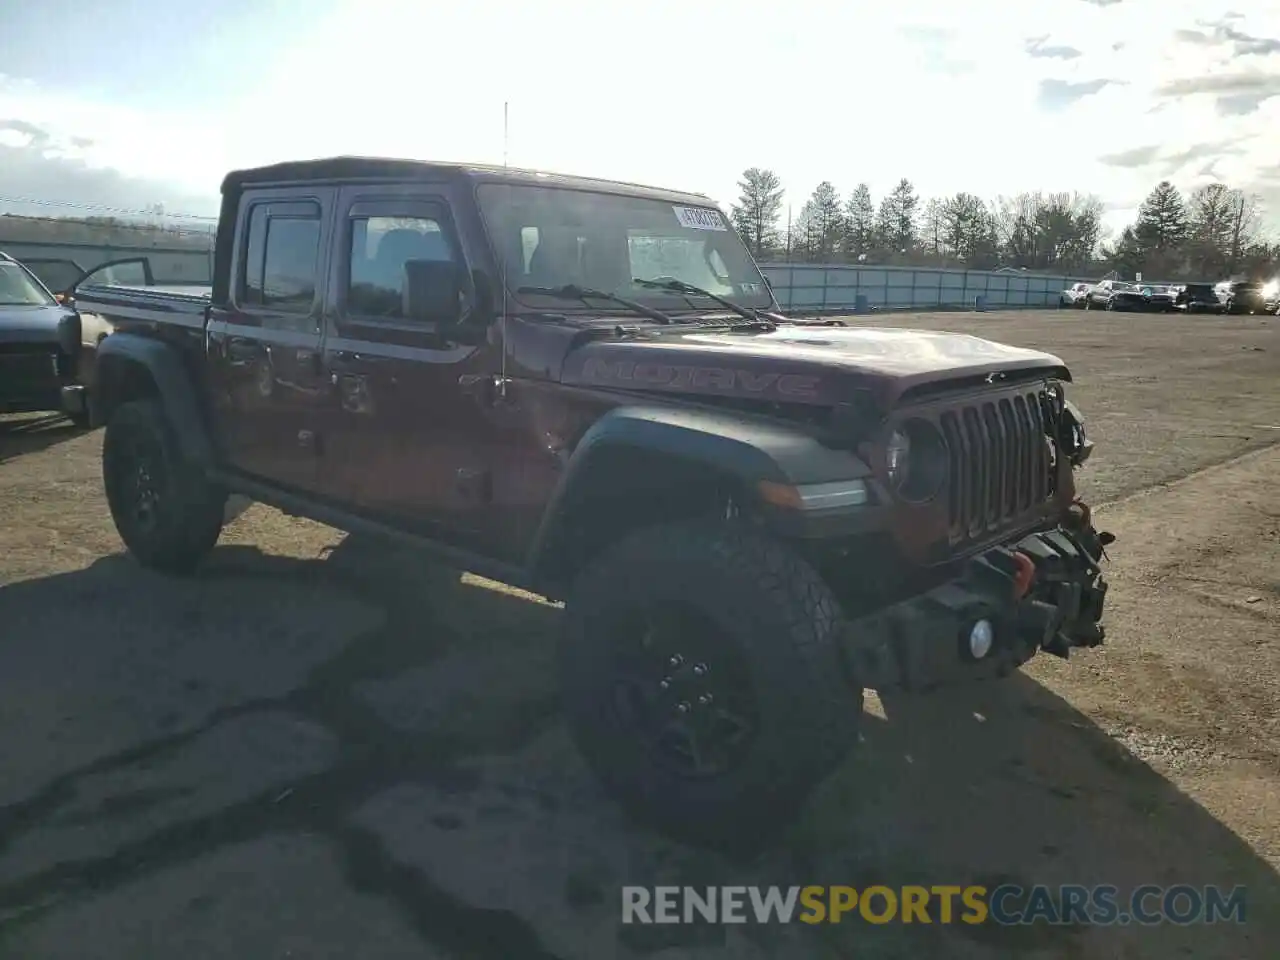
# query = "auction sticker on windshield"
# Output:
<box><xmin>673</xmin><ymin>206</ymin><xmax>728</xmax><ymax>231</ymax></box>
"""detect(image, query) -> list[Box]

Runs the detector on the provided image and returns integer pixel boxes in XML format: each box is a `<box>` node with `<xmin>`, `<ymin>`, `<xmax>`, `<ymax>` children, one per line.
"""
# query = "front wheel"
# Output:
<box><xmin>102</xmin><ymin>399</ymin><xmax>226</xmax><ymax>575</ymax></box>
<box><xmin>559</xmin><ymin>521</ymin><xmax>861</xmax><ymax>849</ymax></box>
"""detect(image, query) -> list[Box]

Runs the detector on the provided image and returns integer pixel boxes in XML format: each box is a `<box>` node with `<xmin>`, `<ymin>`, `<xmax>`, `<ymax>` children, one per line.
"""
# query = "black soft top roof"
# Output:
<box><xmin>220</xmin><ymin>156</ymin><xmax>715</xmax><ymax>206</ymax></box>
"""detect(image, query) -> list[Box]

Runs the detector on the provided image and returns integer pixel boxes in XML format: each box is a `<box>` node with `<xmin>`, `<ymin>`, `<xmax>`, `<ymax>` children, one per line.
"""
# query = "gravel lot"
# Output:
<box><xmin>0</xmin><ymin>309</ymin><xmax>1277</xmax><ymax>959</ymax></box>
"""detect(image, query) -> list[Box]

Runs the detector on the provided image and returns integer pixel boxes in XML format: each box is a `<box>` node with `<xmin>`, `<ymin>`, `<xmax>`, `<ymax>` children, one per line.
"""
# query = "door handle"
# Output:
<box><xmin>459</xmin><ymin>374</ymin><xmax>513</xmax><ymax>406</ymax></box>
<box><xmin>227</xmin><ymin>341</ymin><xmax>259</xmax><ymax>362</ymax></box>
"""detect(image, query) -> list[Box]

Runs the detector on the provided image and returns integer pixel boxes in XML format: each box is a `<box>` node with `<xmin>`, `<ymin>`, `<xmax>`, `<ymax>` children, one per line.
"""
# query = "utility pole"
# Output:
<box><xmin>785</xmin><ymin>205</ymin><xmax>792</xmax><ymax>263</ymax></box>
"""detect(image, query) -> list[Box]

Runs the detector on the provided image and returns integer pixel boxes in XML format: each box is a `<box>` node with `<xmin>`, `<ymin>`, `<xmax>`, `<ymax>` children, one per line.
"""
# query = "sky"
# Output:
<box><xmin>2</xmin><ymin>0</ymin><xmax>1280</xmax><ymax>239</ymax></box>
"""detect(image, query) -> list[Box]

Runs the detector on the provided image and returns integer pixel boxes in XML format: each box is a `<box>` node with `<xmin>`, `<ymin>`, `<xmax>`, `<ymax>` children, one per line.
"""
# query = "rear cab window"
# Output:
<box><xmin>238</xmin><ymin>198</ymin><xmax>324</xmax><ymax>312</ymax></box>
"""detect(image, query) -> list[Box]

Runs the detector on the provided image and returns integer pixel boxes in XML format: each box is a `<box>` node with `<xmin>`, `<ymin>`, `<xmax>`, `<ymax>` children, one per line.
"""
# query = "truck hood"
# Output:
<box><xmin>0</xmin><ymin>305</ymin><xmax>70</xmax><ymax>344</ymax></box>
<box><xmin>558</xmin><ymin>324</ymin><xmax>1069</xmax><ymax>409</ymax></box>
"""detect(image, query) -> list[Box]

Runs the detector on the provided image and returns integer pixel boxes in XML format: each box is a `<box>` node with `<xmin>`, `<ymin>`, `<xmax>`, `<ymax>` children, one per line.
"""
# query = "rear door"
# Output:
<box><xmin>206</xmin><ymin>188</ymin><xmax>334</xmax><ymax>492</ymax></box>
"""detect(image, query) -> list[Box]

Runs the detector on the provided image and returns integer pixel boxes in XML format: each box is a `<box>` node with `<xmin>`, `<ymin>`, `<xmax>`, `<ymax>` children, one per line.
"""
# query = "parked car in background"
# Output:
<box><xmin>1172</xmin><ymin>283</ymin><xmax>1223</xmax><ymax>313</ymax></box>
<box><xmin>0</xmin><ymin>250</ymin><xmax>90</xmax><ymax>425</ymax></box>
<box><xmin>1215</xmin><ymin>280</ymin><xmax>1265</xmax><ymax>314</ymax></box>
<box><xmin>1137</xmin><ymin>284</ymin><xmax>1176</xmax><ymax>312</ymax></box>
<box><xmin>1084</xmin><ymin>279</ymin><xmax>1150</xmax><ymax>311</ymax></box>
<box><xmin>1058</xmin><ymin>282</ymin><xmax>1092</xmax><ymax>307</ymax></box>
<box><xmin>0</xmin><ymin>252</ymin><xmax>160</xmax><ymax>426</ymax></box>
<box><xmin>1262</xmin><ymin>279</ymin><xmax>1279</xmax><ymax>314</ymax></box>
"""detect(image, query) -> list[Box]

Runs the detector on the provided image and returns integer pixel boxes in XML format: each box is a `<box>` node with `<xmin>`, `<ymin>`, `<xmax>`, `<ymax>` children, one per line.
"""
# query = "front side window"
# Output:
<box><xmin>0</xmin><ymin>261</ymin><xmax>55</xmax><ymax>306</ymax></box>
<box><xmin>348</xmin><ymin>215</ymin><xmax>454</xmax><ymax>318</ymax></box>
<box><xmin>477</xmin><ymin>184</ymin><xmax>770</xmax><ymax>313</ymax></box>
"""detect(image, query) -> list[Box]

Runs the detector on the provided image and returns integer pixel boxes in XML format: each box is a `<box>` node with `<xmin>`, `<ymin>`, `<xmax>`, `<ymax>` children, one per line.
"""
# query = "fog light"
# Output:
<box><xmin>968</xmin><ymin>619</ymin><xmax>994</xmax><ymax>659</ymax></box>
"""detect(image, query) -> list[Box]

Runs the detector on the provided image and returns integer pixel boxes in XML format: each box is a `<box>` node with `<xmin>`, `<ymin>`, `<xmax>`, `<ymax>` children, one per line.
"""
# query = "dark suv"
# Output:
<box><xmin>0</xmin><ymin>251</ymin><xmax>89</xmax><ymax>424</ymax></box>
<box><xmin>1215</xmin><ymin>280</ymin><xmax>1265</xmax><ymax>314</ymax></box>
<box><xmin>76</xmin><ymin>156</ymin><xmax>1114</xmax><ymax>846</ymax></box>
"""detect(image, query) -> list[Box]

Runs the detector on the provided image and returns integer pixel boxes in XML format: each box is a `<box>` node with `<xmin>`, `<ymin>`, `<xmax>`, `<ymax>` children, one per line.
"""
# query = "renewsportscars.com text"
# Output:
<box><xmin>621</xmin><ymin>884</ymin><xmax>1248</xmax><ymax>926</ymax></box>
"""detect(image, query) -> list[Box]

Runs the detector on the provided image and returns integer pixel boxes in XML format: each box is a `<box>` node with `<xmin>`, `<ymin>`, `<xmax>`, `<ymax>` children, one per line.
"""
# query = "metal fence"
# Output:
<box><xmin>0</xmin><ymin>237</ymin><xmax>213</xmax><ymax>288</ymax></box>
<box><xmin>3</xmin><ymin>234</ymin><xmax>1128</xmax><ymax>313</ymax></box>
<box><xmin>758</xmin><ymin>263</ymin><xmax>1094</xmax><ymax>313</ymax></box>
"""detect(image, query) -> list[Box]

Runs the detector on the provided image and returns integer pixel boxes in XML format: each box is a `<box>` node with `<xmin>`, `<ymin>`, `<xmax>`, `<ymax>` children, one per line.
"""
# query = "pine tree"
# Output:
<box><xmin>803</xmin><ymin>181</ymin><xmax>845</xmax><ymax>260</ymax></box>
<box><xmin>728</xmin><ymin>168</ymin><xmax>784</xmax><ymax>259</ymax></box>
<box><xmin>941</xmin><ymin>192</ymin><xmax>993</xmax><ymax>264</ymax></box>
<box><xmin>875</xmin><ymin>179</ymin><xmax>919</xmax><ymax>256</ymax></box>
<box><xmin>842</xmin><ymin>183</ymin><xmax>875</xmax><ymax>260</ymax></box>
<box><xmin>1133</xmin><ymin>181</ymin><xmax>1188</xmax><ymax>256</ymax></box>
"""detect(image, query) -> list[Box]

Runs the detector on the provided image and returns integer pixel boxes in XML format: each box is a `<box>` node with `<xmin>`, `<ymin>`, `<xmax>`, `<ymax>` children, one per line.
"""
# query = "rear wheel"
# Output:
<box><xmin>559</xmin><ymin>521</ymin><xmax>861</xmax><ymax>849</ymax></box>
<box><xmin>102</xmin><ymin>399</ymin><xmax>226</xmax><ymax>575</ymax></box>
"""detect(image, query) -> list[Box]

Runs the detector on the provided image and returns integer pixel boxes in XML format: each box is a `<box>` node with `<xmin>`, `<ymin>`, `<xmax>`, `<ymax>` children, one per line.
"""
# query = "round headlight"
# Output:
<box><xmin>887</xmin><ymin>419</ymin><xmax>948</xmax><ymax>503</ymax></box>
<box><xmin>886</xmin><ymin>428</ymin><xmax>911</xmax><ymax>487</ymax></box>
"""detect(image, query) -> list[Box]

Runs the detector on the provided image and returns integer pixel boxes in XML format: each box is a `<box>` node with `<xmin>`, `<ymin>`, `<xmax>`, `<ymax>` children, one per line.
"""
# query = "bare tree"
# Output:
<box><xmin>1225</xmin><ymin>189</ymin><xmax>1261</xmax><ymax>275</ymax></box>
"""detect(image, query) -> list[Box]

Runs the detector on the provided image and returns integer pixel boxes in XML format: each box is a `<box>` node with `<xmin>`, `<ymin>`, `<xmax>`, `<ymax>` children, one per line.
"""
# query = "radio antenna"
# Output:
<box><xmin>499</xmin><ymin>101</ymin><xmax>509</xmax><ymax>401</ymax></box>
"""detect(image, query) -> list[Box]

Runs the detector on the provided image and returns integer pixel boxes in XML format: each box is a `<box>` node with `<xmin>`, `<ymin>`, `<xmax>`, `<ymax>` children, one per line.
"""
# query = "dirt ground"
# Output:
<box><xmin>0</xmin><ymin>308</ymin><xmax>1277</xmax><ymax>959</ymax></box>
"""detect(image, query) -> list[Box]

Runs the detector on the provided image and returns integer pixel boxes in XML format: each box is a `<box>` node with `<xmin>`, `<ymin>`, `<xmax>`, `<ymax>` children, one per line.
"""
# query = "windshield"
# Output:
<box><xmin>476</xmin><ymin>184</ymin><xmax>771</xmax><ymax>313</ymax></box>
<box><xmin>1113</xmin><ymin>282</ymin><xmax>1136</xmax><ymax>291</ymax></box>
<box><xmin>0</xmin><ymin>261</ymin><xmax>56</xmax><ymax>306</ymax></box>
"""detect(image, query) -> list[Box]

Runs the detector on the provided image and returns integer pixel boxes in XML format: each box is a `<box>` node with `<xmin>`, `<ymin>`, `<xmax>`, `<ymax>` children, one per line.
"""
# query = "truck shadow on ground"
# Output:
<box><xmin>0</xmin><ymin>537</ymin><xmax>1276</xmax><ymax>958</ymax></box>
<box><xmin>0</xmin><ymin>414</ymin><xmax>88</xmax><ymax>464</ymax></box>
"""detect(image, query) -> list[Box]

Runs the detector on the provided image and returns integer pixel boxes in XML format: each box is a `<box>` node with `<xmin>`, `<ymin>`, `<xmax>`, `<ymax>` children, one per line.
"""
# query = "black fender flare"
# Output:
<box><xmin>92</xmin><ymin>332</ymin><xmax>216</xmax><ymax>464</ymax></box>
<box><xmin>526</xmin><ymin>404</ymin><xmax>876</xmax><ymax>580</ymax></box>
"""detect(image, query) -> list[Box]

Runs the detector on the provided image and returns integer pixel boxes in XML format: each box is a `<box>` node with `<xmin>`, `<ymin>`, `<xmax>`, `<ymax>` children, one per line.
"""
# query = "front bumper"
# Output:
<box><xmin>842</xmin><ymin>508</ymin><xmax>1114</xmax><ymax>692</ymax></box>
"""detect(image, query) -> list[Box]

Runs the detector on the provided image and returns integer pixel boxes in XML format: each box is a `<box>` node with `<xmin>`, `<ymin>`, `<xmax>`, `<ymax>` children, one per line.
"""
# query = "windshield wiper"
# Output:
<box><xmin>517</xmin><ymin>284</ymin><xmax>673</xmax><ymax>325</ymax></box>
<box><xmin>632</xmin><ymin>276</ymin><xmax>777</xmax><ymax>329</ymax></box>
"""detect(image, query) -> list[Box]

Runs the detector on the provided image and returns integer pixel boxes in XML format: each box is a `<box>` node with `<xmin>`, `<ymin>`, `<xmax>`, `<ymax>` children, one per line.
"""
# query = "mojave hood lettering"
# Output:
<box><xmin>579</xmin><ymin>358</ymin><xmax>822</xmax><ymax>400</ymax></box>
<box><xmin>559</xmin><ymin>325</ymin><xmax>1068</xmax><ymax>406</ymax></box>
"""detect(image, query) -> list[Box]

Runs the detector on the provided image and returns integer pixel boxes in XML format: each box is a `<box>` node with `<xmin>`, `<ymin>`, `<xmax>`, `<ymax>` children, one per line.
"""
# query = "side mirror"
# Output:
<box><xmin>402</xmin><ymin>260</ymin><xmax>463</xmax><ymax>325</ymax></box>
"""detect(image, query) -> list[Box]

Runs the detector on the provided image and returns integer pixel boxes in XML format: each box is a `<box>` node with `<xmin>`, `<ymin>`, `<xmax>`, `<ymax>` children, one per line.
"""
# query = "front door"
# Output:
<box><xmin>318</xmin><ymin>186</ymin><xmax>502</xmax><ymax>550</ymax></box>
<box><xmin>206</xmin><ymin>189</ymin><xmax>334</xmax><ymax>492</ymax></box>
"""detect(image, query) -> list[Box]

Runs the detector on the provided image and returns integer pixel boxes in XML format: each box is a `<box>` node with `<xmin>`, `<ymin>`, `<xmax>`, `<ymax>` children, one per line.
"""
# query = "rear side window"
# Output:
<box><xmin>241</xmin><ymin>201</ymin><xmax>322</xmax><ymax>310</ymax></box>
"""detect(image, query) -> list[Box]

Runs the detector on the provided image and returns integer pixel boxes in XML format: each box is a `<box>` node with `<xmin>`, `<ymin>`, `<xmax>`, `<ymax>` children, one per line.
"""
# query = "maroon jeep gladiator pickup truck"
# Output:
<box><xmin>78</xmin><ymin>157</ymin><xmax>1113</xmax><ymax>846</ymax></box>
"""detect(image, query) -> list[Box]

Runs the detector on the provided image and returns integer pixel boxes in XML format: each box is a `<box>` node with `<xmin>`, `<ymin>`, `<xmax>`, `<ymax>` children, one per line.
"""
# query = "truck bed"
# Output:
<box><xmin>75</xmin><ymin>282</ymin><xmax>211</xmax><ymax>329</ymax></box>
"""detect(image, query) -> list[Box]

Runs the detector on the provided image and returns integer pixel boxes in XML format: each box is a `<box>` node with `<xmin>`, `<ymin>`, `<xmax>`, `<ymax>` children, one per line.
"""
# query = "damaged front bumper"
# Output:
<box><xmin>842</xmin><ymin>506</ymin><xmax>1115</xmax><ymax>692</ymax></box>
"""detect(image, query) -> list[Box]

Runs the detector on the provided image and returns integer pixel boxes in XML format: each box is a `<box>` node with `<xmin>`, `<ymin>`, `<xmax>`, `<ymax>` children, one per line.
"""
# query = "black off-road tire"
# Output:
<box><xmin>102</xmin><ymin>399</ymin><xmax>226</xmax><ymax>575</ymax></box>
<box><xmin>559</xmin><ymin>521</ymin><xmax>861</xmax><ymax>850</ymax></box>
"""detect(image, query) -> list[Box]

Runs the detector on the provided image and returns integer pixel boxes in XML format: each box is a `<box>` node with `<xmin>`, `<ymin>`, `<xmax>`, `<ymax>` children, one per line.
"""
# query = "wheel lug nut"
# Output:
<box><xmin>676</xmin><ymin>701</ymin><xmax>691</xmax><ymax>713</ymax></box>
<box><xmin>659</xmin><ymin>679</ymin><xmax>671</xmax><ymax>690</ymax></box>
<box><xmin>668</xmin><ymin>655</ymin><xmax>684</xmax><ymax>668</ymax></box>
<box><xmin>693</xmin><ymin>663</ymin><xmax>708</xmax><ymax>677</ymax></box>
<box><xmin>698</xmin><ymin>693</ymin><xmax>713</xmax><ymax>705</ymax></box>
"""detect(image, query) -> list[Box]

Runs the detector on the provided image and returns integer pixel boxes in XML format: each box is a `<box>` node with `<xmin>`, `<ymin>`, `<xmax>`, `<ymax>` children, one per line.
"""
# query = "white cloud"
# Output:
<box><xmin>3</xmin><ymin>0</ymin><xmax>1280</xmax><ymax>234</ymax></box>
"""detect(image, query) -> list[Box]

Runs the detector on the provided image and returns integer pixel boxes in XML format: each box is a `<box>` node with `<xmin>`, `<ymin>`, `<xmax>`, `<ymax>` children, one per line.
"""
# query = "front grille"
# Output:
<box><xmin>0</xmin><ymin>345</ymin><xmax>59</xmax><ymax>387</ymax></box>
<box><xmin>939</xmin><ymin>388</ymin><xmax>1054</xmax><ymax>544</ymax></box>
